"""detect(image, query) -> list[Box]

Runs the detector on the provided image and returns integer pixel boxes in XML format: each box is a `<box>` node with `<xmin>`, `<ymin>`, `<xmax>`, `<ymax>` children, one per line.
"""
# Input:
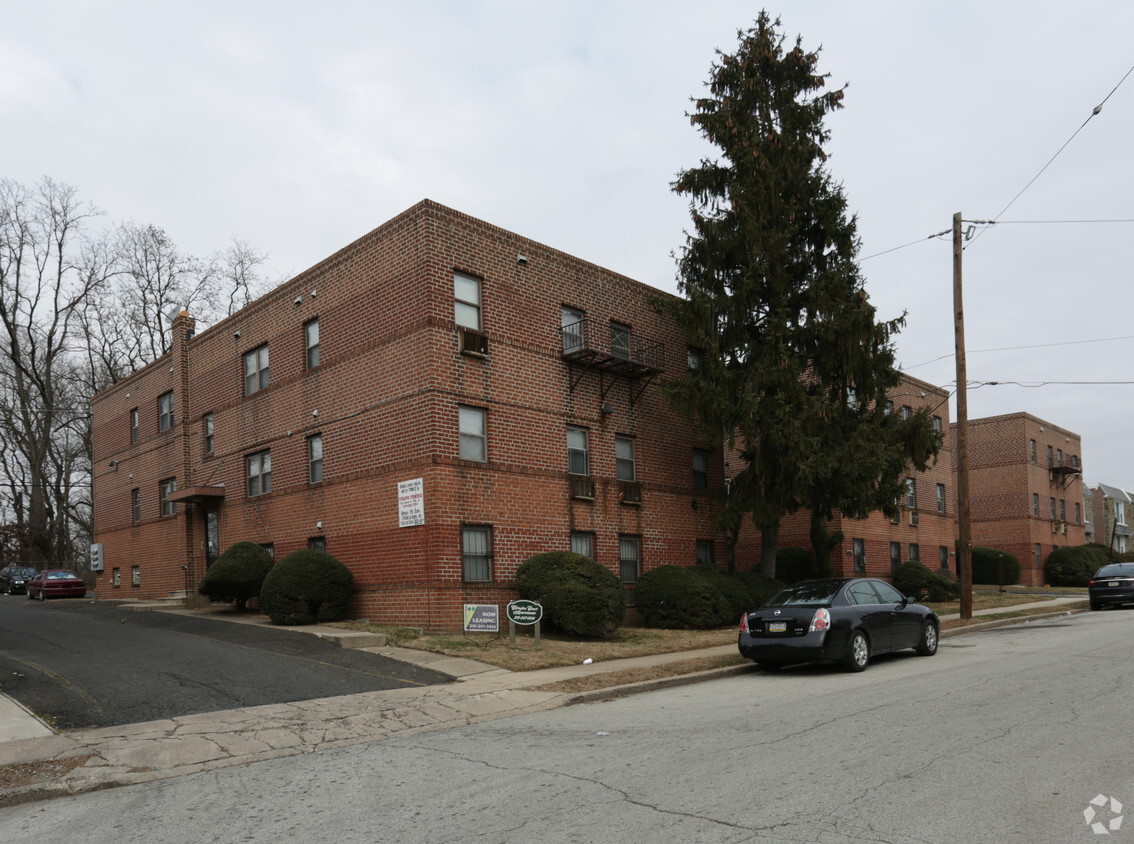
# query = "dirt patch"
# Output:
<box><xmin>0</xmin><ymin>755</ymin><xmax>93</xmax><ymax>793</ymax></box>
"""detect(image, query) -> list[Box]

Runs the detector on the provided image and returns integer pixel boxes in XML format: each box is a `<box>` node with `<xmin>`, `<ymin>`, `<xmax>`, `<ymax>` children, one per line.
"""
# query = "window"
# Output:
<box><xmin>246</xmin><ymin>450</ymin><xmax>271</xmax><ymax>497</ymax></box>
<box><xmin>905</xmin><ymin>478</ymin><xmax>916</xmax><ymax>509</ymax></box>
<box><xmin>130</xmin><ymin>408</ymin><xmax>139</xmax><ymax>443</ymax></box>
<box><xmin>909</xmin><ymin>543</ymin><xmax>920</xmax><ymax>562</ymax></box>
<box><xmin>1120</xmin><ymin>535</ymin><xmax>1129</xmax><ymax>555</ymax></box>
<box><xmin>846</xmin><ymin>387</ymin><xmax>858</xmax><ymax>409</ymax></box>
<box><xmin>1033</xmin><ymin>493</ymin><xmax>1039</xmax><ymax>517</ymax></box>
<box><xmin>884</xmin><ymin>400</ymin><xmax>893</xmax><ymax>416</ymax></box>
<box><xmin>610</xmin><ymin>322</ymin><xmax>630</xmax><ymax>360</ymax></box>
<box><xmin>570</xmin><ymin>531</ymin><xmax>594</xmax><ymax>559</ymax></box>
<box><xmin>308</xmin><ymin>536</ymin><xmax>326</xmax><ymax>552</ymax></box>
<box><xmin>615</xmin><ymin>436</ymin><xmax>635</xmax><ymax>481</ymax></box>
<box><xmin>1050</xmin><ymin>497</ymin><xmax>1056</xmax><ymax>520</ymax></box>
<box><xmin>1117</xmin><ymin>500</ymin><xmax>1127</xmax><ymax>527</ymax></box>
<box><xmin>561</xmin><ymin>306</ymin><xmax>584</xmax><ymax>353</ymax></box>
<box><xmin>1075</xmin><ymin>502</ymin><xmax>1082</xmax><ymax>524</ymax></box>
<box><xmin>936</xmin><ymin>483</ymin><xmax>946</xmax><ymax>514</ymax></box>
<box><xmin>939</xmin><ymin>546</ymin><xmax>949</xmax><ymax>571</ymax></box>
<box><xmin>459</xmin><ymin>406</ymin><xmax>487</xmax><ymax>462</ymax></box>
<box><xmin>1029</xmin><ymin>439</ymin><xmax>1036</xmax><ymax>462</ymax></box>
<box><xmin>454</xmin><ymin>272</ymin><xmax>481</xmax><ymax>330</ymax></box>
<box><xmin>847</xmin><ymin>580</ymin><xmax>878</xmax><ymax>605</ymax></box>
<box><xmin>853</xmin><ymin>538</ymin><xmax>865</xmax><ymax>574</ymax></box>
<box><xmin>261</xmin><ymin>543</ymin><xmax>275</xmax><ymax>559</ymax></box>
<box><xmin>1059</xmin><ymin>499</ymin><xmax>1066</xmax><ymax>522</ymax></box>
<box><xmin>687</xmin><ymin>347</ymin><xmax>703</xmax><ymax>372</ymax></box>
<box><xmin>244</xmin><ymin>345</ymin><xmax>269</xmax><ymax>395</ymax></box>
<box><xmin>696</xmin><ymin>540</ymin><xmax>715</xmax><ymax>565</ymax></box>
<box><xmin>305</xmin><ymin>319</ymin><xmax>320</xmax><ymax>369</ymax></box>
<box><xmin>112</xmin><ymin>568</ymin><xmax>120</xmax><ymax>587</ymax></box>
<box><xmin>933</xmin><ymin>415</ymin><xmax>942</xmax><ymax>433</ymax></box>
<box><xmin>131</xmin><ymin>488</ymin><xmax>141</xmax><ymax>523</ymax></box>
<box><xmin>567</xmin><ymin>427</ymin><xmax>588</xmax><ymax>475</ymax></box>
<box><xmin>132</xmin><ymin>566</ymin><xmax>140</xmax><ymax>587</ymax></box>
<box><xmin>1072</xmin><ymin>454</ymin><xmax>1080</xmax><ymax>468</ymax></box>
<box><xmin>307</xmin><ymin>434</ymin><xmax>323</xmax><ymax>483</ymax></box>
<box><xmin>158</xmin><ymin>392</ymin><xmax>174</xmax><ymax>432</ymax></box>
<box><xmin>692</xmin><ymin>449</ymin><xmax>709</xmax><ymax>491</ymax></box>
<box><xmin>1046</xmin><ymin>445</ymin><xmax>1053</xmax><ymax>466</ymax></box>
<box><xmin>890</xmin><ymin>541</ymin><xmax>902</xmax><ymax>576</ymax></box>
<box><xmin>875</xmin><ymin>581</ymin><xmax>905</xmax><ymax>604</ymax></box>
<box><xmin>901</xmin><ymin>405</ymin><xmax>912</xmax><ymax>420</ymax></box>
<box><xmin>462</xmin><ymin>526</ymin><xmax>492</xmax><ymax>582</ymax></box>
<box><xmin>619</xmin><ymin>535</ymin><xmax>640</xmax><ymax>588</ymax></box>
<box><xmin>160</xmin><ymin>478</ymin><xmax>177</xmax><ymax>516</ymax></box>
<box><xmin>204</xmin><ymin>414</ymin><xmax>214</xmax><ymax>455</ymax></box>
<box><xmin>1056</xmin><ymin>448</ymin><xmax>1063</xmax><ymax>467</ymax></box>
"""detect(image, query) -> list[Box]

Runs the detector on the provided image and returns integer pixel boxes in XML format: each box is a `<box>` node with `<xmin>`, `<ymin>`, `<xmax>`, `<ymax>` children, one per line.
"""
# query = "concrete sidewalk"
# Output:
<box><xmin>0</xmin><ymin>596</ymin><xmax>1086</xmax><ymax>808</ymax></box>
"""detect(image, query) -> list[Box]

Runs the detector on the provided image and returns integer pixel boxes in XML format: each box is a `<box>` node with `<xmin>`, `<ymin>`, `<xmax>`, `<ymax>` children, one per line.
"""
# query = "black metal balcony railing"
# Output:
<box><xmin>560</xmin><ymin>318</ymin><xmax>664</xmax><ymax>377</ymax></box>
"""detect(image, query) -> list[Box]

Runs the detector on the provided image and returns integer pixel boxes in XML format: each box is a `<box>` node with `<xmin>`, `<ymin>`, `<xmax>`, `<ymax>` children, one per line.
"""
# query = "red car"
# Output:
<box><xmin>26</xmin><ymin>570</ymin><xmax>88</xmax><ymax>600</ymax></box>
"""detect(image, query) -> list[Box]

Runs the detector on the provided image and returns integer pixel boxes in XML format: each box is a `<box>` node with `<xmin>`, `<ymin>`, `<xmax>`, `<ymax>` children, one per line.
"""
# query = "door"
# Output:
<box><xmin>204</xmin><ymin>507</ymin><xmax>220</xmax><ymax>569</ymax></box>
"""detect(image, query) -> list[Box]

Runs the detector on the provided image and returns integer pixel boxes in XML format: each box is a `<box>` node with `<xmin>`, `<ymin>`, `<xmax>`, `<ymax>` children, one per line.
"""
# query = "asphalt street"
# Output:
<box><xmin>0</xmin><ymin>596</ymin><xmax>451</xmax><ymax>728</ymax></box>
<box><xmin>2</xmin><ymin>607</ymin><xmax>1132</xmax><ymax>842</ymax></box>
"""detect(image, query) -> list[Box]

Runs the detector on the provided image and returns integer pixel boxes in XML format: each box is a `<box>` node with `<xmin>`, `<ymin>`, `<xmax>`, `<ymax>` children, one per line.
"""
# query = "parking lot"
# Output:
<box><xmin>0</xmin><ymin>595</ymin><xmax>451</xmax><ymax>729</ymax></box>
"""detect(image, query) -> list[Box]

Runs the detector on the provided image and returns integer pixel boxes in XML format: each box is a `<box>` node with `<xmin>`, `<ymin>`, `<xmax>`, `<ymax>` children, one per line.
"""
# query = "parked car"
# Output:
<box><xmin>1088</xmin><ymin>563</ymin><xmax>1134</xmax><ymax>611</ymax></box>
<box><xmin>26</xmin><ymin>570</ymin><xmax>88</xmax><ymax>601</ymax></box>
<box><xmin>738</xmin><ymin>577</ymin><xmax>940</xmax><ymax>672</ymax></box>
<box><xmin>0</xmin><ymin>565</ymin><xmax>39</xmax><ymax>595</ymax></box>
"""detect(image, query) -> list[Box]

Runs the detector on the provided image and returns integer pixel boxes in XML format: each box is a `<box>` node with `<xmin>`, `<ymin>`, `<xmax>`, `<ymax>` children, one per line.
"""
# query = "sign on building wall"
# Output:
<box><xmin>398</xmin><ymin>478</ymin><xmax>424</xmax><ymax>527</ymax></box>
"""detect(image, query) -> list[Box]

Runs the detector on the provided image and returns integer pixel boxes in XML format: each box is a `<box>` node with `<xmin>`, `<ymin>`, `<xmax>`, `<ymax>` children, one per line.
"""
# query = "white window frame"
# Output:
<box><xmin>454</xmin><ymin>272</ymin><xmax>482</xmax><ymax>330</ymax></box>
<box><xmin>204</xmin><ymin>413</ymin><xmax>214</xmax><ymax>454</ymax></box>
<box><xmin>570</xmin><ymin>531</ymin><xmax>594</xmax><ymax>560</ymax></box>
<box><xmin>616</xmin><ymin>436</ymin><xmax>636</xmax><ymax>481</ymax></box>
<box><xmin>160</xmin><ymin>478</ymin><xmax>177</xmax><ymax>516</ymax></box>
<box><xmin>308</xmin><ymin>434</ymin><xmax>323</xmax><ymax>484</ymax></box>
<box><xmin>158</xmin><ymin>392</ymin><xmax>174</xmax><ymax>432</ymax></box>
<box><xmin>247</xmin><ymin>450</ymin><xmax>272</xmax><ymax>497</ymax></box>
<box><xmin>459</xmin><ymin>406</ymin><xmax>487</xmax><ymax>462</ymax></box>
<box><xmin>244</xmin><ymin>345</ymin><xmax>269</xmax><ymax>396</ymax></box>
<box><xmin>561</xmin><ymin>306</ymin><xmax>584</xmax><ymax>353</ymax></box>
<box><xmin>567</xmin><ymin>427</ymin><xmax>589</xmax><ymax>476</ymax></box>
<box><xmin>305</xmin><ymin>319</ymin><xmax>320</xmax><ymax>369</ymax></box>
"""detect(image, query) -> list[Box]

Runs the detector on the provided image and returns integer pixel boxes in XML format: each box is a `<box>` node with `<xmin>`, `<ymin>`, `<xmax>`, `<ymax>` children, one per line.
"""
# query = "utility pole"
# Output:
<box><xmin>953</xmin><ymin>212</ymin><xmax>973</xmax><ymax>619</ymax></box>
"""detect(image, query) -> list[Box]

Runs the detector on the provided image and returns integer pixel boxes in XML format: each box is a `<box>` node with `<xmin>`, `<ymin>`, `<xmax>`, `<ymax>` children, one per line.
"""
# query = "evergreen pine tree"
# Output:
<box><xmin>664</xmin><ymin>13</ymin><xmax>939</xmax><ymax>575</ymax></box>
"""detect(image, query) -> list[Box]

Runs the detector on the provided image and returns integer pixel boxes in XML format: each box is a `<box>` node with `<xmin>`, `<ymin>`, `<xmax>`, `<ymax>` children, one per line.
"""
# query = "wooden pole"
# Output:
<box><xmin>953</xmin><ymin>212</ymin><xmax>973</xmax><ymax>619</ymax></box>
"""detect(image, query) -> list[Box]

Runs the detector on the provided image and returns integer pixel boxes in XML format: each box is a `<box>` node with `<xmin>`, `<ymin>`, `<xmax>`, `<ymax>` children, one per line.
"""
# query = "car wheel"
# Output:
<box><xmin>26</xmin><ymin>591</ymin><xmax>33</xmax><ymax>600</ymax></box>
<box><xmin>757</xmin><ymin>661</ymin><xmax>783</xmax><ymax>672</ymax></box>
<box><xmin>916</xmin><ymin>621</ymin><xmax>939</xmax><ymax>656</ymax></box>
<box><xmin>38</xmin><ymin>590</ymin><xmax>46</xmax><ymax>601</ymax></box>
<box><xmin>844</xmin><ymin>631</ymin><xmax>870</xmax><ymax>672</ymax></box>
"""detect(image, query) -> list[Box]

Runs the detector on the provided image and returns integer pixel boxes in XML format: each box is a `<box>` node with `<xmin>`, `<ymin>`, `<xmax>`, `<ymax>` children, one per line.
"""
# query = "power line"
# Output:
<box><xmin>904</xmin><ymin>333</ymin><xmax>1134</xmax><ymax>370</ymax></box>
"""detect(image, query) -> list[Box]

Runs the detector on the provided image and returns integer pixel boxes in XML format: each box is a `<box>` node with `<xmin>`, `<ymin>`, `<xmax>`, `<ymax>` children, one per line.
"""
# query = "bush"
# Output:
<box><xmin>515</xmin><ymin>552</ymin><xmax>625</xmax><ymax>638</ymax></box>
<box><xmin>197</xmin><ymin>541</ymin><xmax>275</xmax><ymax>609</ymax></box>
<box><xmin>260</xmin><ymin>549</ymin><xmax>354</xmax><ymax>625</ymax></box>
<box><xmin>1046</xmin><ymin>545</ymin><xmax>1107</xmax><ymax>587</ymax></box>
<box><xmin>971</xmin><ymin>547</ymin><xmax>1021</xmax><ymax>586</ymax></box>
<box><xmin>894</xmin><ymin>561</ymin><xmax>959</xmax><ymax>602</ymax></box>
<box><xmin>775</xmin><ymin>547</ymin><xmax>827</xmax><ymax>584</ymax></box>
<box><xmin>635</xmin><ymin>566</ymin><xmax>732</xmax><ymax>629</ymax></box>
<box><xmin>693</xmin><ymin>563</ymin><xmax>753</xmax><ymax>620</ymax></box>
<box><xmin>735</xmin><ymin>569</ymin><xmax>786</xmax><ymax>608</ymax></box>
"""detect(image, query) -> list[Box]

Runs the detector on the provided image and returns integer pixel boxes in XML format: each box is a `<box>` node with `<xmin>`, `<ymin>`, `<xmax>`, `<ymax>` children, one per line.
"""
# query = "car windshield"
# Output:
<box><xmin>45</xmin><ymin>571</ymin><xmax>77</xmax><ymax>580</ymax></box>
<box><xmin>763</xmin><ymin>580</ymin><xmax>843</xmax><ymax>607</ymax></box>
<box><xmin>1095</xmin><ymin>564</ymin><xmax>1134</xmax><ymax>578</ymax></box>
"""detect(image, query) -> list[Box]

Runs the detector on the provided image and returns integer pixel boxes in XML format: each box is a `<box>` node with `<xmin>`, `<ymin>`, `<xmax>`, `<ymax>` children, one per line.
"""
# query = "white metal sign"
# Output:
<box><xmin>398</xmin><ymin>478</ymin><xmax>424</xmax><ymax>527</ymax></box>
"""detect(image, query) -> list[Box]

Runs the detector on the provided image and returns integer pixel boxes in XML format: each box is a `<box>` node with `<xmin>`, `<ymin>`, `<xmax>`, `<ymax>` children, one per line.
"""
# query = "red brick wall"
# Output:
<box><xmin>92</xmin><ymin>201</ymin><xmax>724</xmax><ymax>631</ymax></box>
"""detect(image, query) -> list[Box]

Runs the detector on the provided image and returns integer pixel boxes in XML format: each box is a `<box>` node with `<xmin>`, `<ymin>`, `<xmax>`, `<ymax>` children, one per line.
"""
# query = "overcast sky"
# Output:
<box><xmin>6</xmin><ymin>1</ymin><xmax>1134</xmax><ymax>489</ymax></box>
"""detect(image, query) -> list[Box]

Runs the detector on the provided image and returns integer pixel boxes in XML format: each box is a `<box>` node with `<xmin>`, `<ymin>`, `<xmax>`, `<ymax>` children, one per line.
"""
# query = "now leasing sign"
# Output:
<box><xmin>463</xmin><ymin>604</ymin><xmax>499</xmax><ymax>632</ymax></box>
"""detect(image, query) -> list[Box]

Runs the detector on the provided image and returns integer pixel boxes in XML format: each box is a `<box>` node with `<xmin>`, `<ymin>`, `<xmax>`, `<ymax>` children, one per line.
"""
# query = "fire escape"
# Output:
<box><xmin>559</xmin><ymin>318</ymin><xmax>665</xmax><ymax>405</ymax></box>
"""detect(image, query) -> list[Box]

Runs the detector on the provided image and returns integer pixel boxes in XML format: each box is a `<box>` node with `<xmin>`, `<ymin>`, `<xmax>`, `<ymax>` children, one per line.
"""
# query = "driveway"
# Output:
<box><xmin>0</xmin><ymin>596</ymin><xmax>450</xmax><ymax>729</ymax></box>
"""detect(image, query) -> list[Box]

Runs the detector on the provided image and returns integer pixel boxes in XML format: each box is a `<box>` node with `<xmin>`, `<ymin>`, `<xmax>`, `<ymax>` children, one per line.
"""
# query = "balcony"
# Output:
<box><xmin>560</xmin><ymin>318</ymin><xmax>665</xmax><ymax>403</ymax></box>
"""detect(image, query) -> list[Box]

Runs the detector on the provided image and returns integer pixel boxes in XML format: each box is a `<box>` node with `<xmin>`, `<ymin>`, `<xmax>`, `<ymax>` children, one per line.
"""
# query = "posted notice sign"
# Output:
<box><xmin>464</xmin><ymin>604</ymin><xmax>499</xmax><ymax>632</ymax></box>
<box><xmin>397</xmin><ymin>478</ymin><xmax>424</xmax><ymax>527</ymax></box>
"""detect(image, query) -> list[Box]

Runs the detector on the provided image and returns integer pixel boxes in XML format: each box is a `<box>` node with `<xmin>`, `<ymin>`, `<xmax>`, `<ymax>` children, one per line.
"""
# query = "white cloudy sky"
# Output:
<box><xmin>6</xmin><ymin>1</ymin><xmax>1134</xmax><ymax>487</ymax></box>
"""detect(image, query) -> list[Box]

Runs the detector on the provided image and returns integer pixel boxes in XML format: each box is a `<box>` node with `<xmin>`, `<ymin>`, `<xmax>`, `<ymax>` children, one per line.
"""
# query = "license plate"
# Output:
<box><xmin>1110</xmin><ymin>582</ymin><xmax>1121</xmax><ymax>587</ymax></box>
<box><xmin>767</xmin><ymin>621</ymin><xmax>788</xmax><ymax>633</ymax></box>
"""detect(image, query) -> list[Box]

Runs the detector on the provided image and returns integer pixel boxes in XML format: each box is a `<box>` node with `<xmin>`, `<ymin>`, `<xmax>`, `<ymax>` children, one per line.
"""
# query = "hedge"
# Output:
<box><xmin>197</xmin><ymin>541</ymin><xmax>275</xmax><ymax>609</ymax></box>
<box><xmin>260</xmin><ymin>549</ymin><xmax>354</xmax><ymax>625</ymax></box>
<box><xmin>515</xmin><ymin>552</ymin><xmax>625</xmax><ymax>638</ymax></box>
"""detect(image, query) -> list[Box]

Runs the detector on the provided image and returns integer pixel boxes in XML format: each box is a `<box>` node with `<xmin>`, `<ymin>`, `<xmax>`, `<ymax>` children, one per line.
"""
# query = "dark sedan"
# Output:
<box><xmin>26</xmin><ymin>570</ymin><xmax>88</xmax><ymax>601</ymax></box>
<box><xmin>1088</xmin><ymin>563</ymin><xmax>1134</xmax><ymax>611</ymax></box>
<box><xmin>0</xmin><ymin>565</ymin><xmax>38</xmax><ymax>595</ymax></box>
<box><xmin>738</xmin><ymin>577</ymin><xmax>939</xmax><ymax>672</ymax></box>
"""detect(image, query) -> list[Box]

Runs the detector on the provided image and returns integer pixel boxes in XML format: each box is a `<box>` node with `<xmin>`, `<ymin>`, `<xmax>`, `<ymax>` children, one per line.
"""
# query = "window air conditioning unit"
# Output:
<box><xmin>570</xmin><ymin>476</ymin><xmax>595</xmax><ymax>501</ymax></box>
<box><xmin>909</xmin><ymin>511</ymin><xmax>918</xmax><ymax>526</ymax></box>
<box><xmin>1061</xmin><ymin>522</ymin><xmax>1068</xmax><ymax>534</ymax></box>
<box><xmin>620</xmin><ymin>480</ymin><xmax>643</xmax><ymax>505</ymax></box>
<box><xmin>90</xmin><ymin>543</ymin><xmax>104</xmax><ymax>572</ymax></box>
<box><xmin>1051</xmin><ymin>521</ymin><xmax>1059</xmax><ymax>533</ymax></box>
<box><xmin>459</xmin><ymin>328</ymin><xmax>489</xmax><ymax>357</ymax></box>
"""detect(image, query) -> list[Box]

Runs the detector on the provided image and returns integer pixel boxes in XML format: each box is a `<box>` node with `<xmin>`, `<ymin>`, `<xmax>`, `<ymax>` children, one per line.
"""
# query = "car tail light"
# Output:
<box><xmin>809</xmin><ymin>608</ymin><xmax>831</xmax><ymax>633</ymax></box>
<box><xmin>739</xmin><ymin>613</ymin><xmax>749</xmax><ymax>634</ymax></box>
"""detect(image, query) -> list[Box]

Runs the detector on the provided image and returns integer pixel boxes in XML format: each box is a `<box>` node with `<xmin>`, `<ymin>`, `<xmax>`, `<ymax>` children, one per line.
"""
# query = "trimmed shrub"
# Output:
<box><xmin>971</xmin><ymin>547</ymin><xmax>1021</xmax><ymax>586</ymax></box>
<box><xmin>694</xmin><ymin>563</ymin><xmax>752</xmax><ymax>619</ymax></box>
<box><xmin>1046</xmin><ymin>545</ymin><xmax>1107</xmax><ymax>587</ymax></box>
<box><xmin>736</xmin><ymin>569</ymin><xmax>786</xmax><ymax>608</ymax></box>
<box><xmin>197</xmin><ymin>541</ymin><xmax>275</xmax><ymax>610</ymax></box>
<box><xmin>894</xmin><ymin>561</ymin><xmax>959</xmax><ymax>602</ymax></box>
<box><xmin>515</xmin><ymin>552</ymin><xmax>625</xmax><ymax>638</ymax></box>
<box><xmin>775</xmin><ymin>547</ymin><xmax>824</xmax><ymax>584</ymax></box>
<box><xmin>635</xmin><ymin>566</ymin><xmax>732</xmax><ymax>629</ymax></box>
<box><xmin>260</xmin><ymin>550</ymin><xmax>354</xmax><ymax>625</ymax></box>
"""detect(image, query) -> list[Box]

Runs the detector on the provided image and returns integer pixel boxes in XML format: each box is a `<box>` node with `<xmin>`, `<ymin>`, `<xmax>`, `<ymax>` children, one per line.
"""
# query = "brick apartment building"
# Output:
<box><xmin>962</xmin><ymin>412</ymin><xmax>1085</xmax><ymax>585</ymax></box>
<box><xmin>756</xmin><ymin>374</ymin><xmax>958</xmax><ymax>579</ymax></box>
<box><xmin>91</xmin><ymin>200</ymin><xmax>731</xmax><ymax>631</ymax></box>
